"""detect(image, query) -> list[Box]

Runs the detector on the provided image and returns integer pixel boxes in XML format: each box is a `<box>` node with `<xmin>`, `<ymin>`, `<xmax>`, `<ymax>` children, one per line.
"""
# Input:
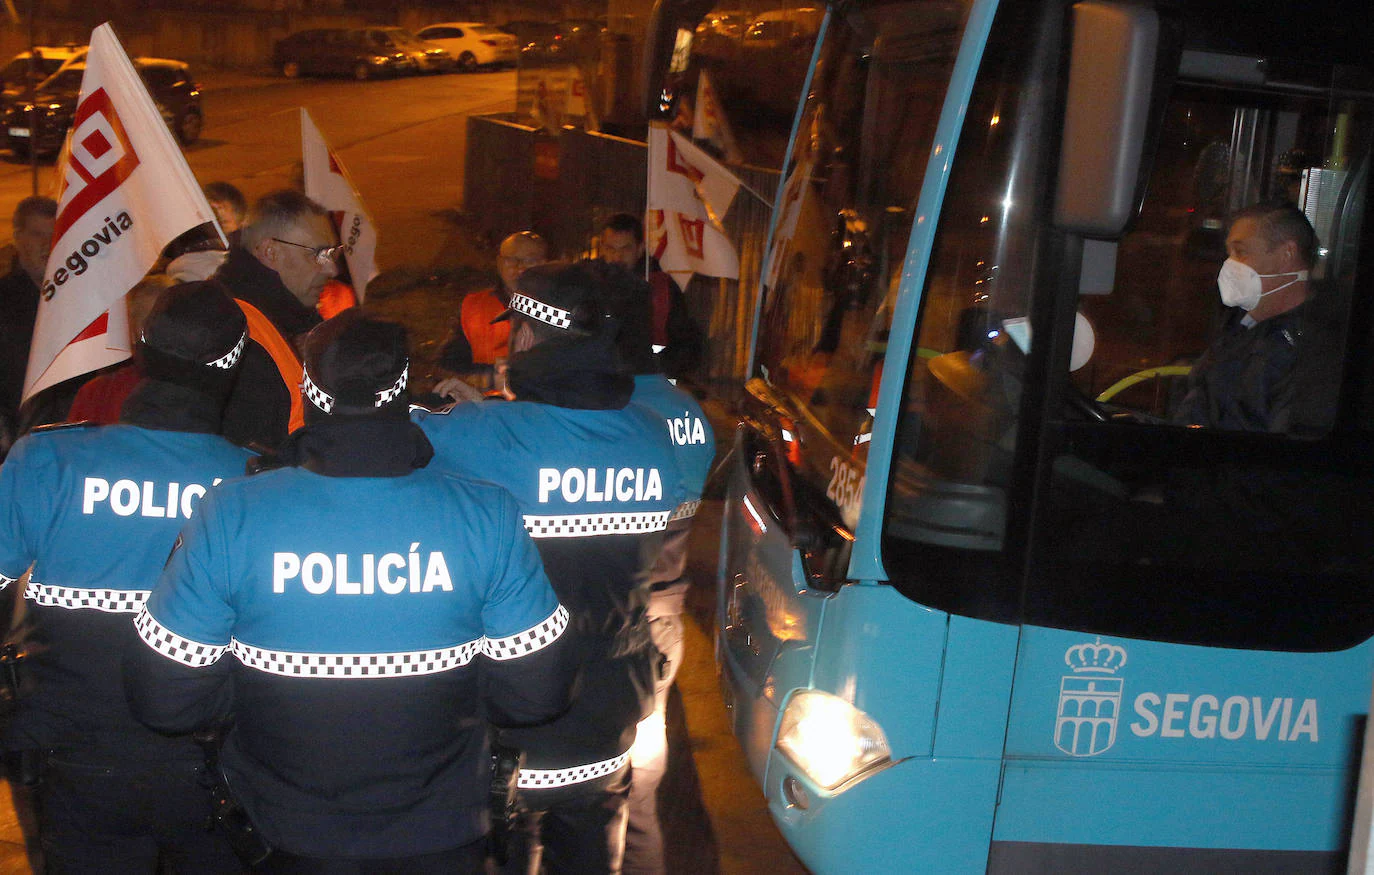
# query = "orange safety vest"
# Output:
<box><xmin>317</xmin><ymin>280</ymin><xmax>357</xmax><ymax>320</ymax></box>
<box><xmin>235</xmin><ymin>299</ymin><xmax>305</xmax><ymax>433</ymax></box>
<box><xmin>460</xmin><ymin>289</ymin><xmax>511</xmax><ymax>365</ymax></box>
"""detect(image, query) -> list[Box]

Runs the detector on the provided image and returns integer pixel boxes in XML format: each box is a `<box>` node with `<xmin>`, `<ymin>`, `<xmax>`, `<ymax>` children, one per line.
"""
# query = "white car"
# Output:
<box><xmin>1</xmin><ymin>45</ymin><xmax>87</xmax><ymax>104</ymax></box>
<box><xmin>415</xmin><ymin>22</ymin><xmax>518</xmax><ymax>72</ymax></box>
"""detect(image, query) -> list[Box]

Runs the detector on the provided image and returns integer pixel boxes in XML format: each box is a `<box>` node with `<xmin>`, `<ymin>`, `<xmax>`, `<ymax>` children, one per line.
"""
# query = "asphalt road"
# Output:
<box><xmin>0</xmin><ymin>68</ymin><xmax>808</xmax><ymax>875</ymax></box>
<box><xmin>0</xmin><ymin>67</ymin><xmax>517</xmax><ymax>269</ymax></box>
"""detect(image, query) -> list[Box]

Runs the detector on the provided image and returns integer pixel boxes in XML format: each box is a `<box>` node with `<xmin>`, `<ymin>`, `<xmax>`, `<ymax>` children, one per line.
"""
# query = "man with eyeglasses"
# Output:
<box><xmin>213</xmin><ymin>190</ymin><xmax>340</xmax><ymax>450</ymax></box>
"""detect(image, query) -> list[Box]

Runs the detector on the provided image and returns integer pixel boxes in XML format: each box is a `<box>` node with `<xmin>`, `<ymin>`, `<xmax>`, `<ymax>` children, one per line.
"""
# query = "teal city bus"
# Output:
<box><xmin>647</xmin><ymin>0</ymin><xmax>1374</xmax><ymax>869</ymax></box>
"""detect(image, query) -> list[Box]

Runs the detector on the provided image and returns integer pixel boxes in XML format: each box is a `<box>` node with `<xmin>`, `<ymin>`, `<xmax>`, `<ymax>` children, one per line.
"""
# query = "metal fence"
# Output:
<box><xmin>463</xmin><ymin>114</ymin><xmax>779</xmax><ymax>386</ymax></box>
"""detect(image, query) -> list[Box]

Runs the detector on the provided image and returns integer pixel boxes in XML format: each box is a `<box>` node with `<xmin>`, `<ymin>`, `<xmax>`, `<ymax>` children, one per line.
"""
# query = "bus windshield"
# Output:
<box><xmin>880</xmin><ymin>2</ymin><xmax>1374</xmax><ymax>648</ymax></box>
<box><xmin>753</xmin><ymin>1</ymin><xmax>972</xmax><ymax>528</ymax></box>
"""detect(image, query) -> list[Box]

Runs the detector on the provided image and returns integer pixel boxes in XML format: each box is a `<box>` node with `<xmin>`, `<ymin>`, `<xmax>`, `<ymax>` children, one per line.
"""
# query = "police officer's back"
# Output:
<box><xmin>583</xmin><ymin>260</ymin><xmax>716</xmax><ymax>875</ymax></box>
<box><xmin>416</xmin><ymin>262</ymin><xmax>685</xmax><ymax>874</ymax></box>
<box><xmin>0</xmin><ymin>281</ymin><xmax>252</xmax><ymax>872</ymax></box>
<box><xmin>126</xmin><ymin>311</ymin><xmax>575</xmax><ymax>871</ymax></box>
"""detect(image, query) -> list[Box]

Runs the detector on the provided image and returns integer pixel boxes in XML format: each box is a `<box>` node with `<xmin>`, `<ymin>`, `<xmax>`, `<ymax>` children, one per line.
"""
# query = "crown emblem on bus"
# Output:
<box><xmin>1054</xmin><ymin>637</ymin><xmax>1128</xmax><ymax>757</ymax></box>
<box><xmin>1064</xmin><ymin>638</ymin><xmax>1128</xmax><ymax>674</ymax></box>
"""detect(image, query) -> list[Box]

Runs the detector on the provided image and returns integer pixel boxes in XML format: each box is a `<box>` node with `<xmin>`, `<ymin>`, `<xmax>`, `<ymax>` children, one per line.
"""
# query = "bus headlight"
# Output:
<box><xmin>776</xmin><ymin>690</ymin><xmax>890</xmax><ymax>790</ymax></box>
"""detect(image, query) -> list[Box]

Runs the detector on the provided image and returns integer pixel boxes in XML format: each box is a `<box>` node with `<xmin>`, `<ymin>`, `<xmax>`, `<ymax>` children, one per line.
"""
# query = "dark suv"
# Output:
<box><xmin>273</xmin><ymin>28</ymin><xmax>423</xmax><ymax>80</ymax></box>
<box><xmin>3</xmin><ymin>57</ymin><xmax>203</xmax><ymax>156</ymax></box>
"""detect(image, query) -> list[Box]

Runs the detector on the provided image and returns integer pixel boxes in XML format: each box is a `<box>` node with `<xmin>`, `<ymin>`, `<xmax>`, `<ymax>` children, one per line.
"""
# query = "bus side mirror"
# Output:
<box><xmin>641</xmin><ymin>0</ymin><xmax>718</xmax><ymax>119</ymax></box>
<box><xmin>1054</xmin><ymin>1</ymin><xmax>1179</xmax><ymax>236</ymax></box>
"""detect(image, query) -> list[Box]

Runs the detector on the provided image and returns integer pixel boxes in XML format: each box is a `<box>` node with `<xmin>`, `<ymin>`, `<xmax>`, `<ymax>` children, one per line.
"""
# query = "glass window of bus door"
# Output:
<box><xmin>1029</xmin><ymin>57</ymin><xmax>1374</xmax><ymax>651</ymax></box>
<box><xmin>751</xmin><ymin>2</ymin><xmax>971</xmax><ymax>543</ymax></box>
<box><xmin>880</xmin><ymin>0</ymin><xmax>1064</xmax><ymax>622</ymax></box>
<box><xmin>691</xmin><ymin>2</ymin><xmax>825</xmax><ymax>168</ymax></box>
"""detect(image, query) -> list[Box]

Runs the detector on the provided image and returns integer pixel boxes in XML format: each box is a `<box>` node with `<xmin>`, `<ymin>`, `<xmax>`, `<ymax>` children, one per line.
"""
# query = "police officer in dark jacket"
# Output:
<box><xmin>126</xmin><ymin>310</ymin><xmax>576</xmax><ymax>873</ymax></box>
<box><xmin>416</xmin><ymin>263</ymin><xmax>685</xmax><ymax>874</ymax></box>
<box><xmin>584</xmin><ymin>261</ymin><xmax>716</xmax><ymax>875</ymax></box>
<box><xmin>0</xmin><ymin>281</ymin><xmax>252</xmax><ymax>872</ymax></box>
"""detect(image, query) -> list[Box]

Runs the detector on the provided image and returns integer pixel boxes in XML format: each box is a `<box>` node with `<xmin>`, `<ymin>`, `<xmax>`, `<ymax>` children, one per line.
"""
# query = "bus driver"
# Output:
<box><xmin>1172</xmin><ymin>202</ymin><xmax>1336</xmax><ymax>435</ymax></box>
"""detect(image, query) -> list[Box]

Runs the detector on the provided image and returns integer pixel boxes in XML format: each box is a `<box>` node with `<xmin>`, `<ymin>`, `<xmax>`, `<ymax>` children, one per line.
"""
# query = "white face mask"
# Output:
<box><xmin>1217</xmin><ymin>258</ymin><xmax>1308</xmax><ymax>311</ymax></box>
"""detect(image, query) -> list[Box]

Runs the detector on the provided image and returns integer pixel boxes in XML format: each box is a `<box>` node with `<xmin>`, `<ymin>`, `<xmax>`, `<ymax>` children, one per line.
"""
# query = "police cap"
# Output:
<box><xmin>302</xmin><ymin>309</ymin><xmax>410</xmax><ymax>420</ymax></box>
<box><xmin>138</xmin><ymin>280</ymin><xmax>247</xmax><ymax>393</ymax></box>
<box><xmin>492</xmin><ymin>262</ymin><xmax>606</xmax><ymax>335</ymax></box>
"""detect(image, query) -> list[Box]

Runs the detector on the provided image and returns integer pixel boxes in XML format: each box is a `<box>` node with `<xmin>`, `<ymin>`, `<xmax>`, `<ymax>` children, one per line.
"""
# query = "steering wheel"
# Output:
<box><xmin>1065</xmin><ymin>383</ymin><xmax>1110</xmax><ymax>422</ymax></box>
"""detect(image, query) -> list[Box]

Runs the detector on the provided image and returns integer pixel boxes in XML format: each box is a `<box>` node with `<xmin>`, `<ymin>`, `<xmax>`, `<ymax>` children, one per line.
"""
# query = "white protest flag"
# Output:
<box><xmin>49</xmin><ymin>128</ymin><xmax>72</xmax><ymax>200</ymax></box>
<box><xmin>645</xmin><ymin>209</ymin><xmax>696</xmax><ymax>291</ymax></box>
<box><xmin>566</xmin><ymin>66</ymin><xmax>599</xmax><ymax>131</ymax></box>
<box><xmin>645</xmin><ymin>124</ymin><xmax>739</xmax><ymax>280</ymax></box>
<box><xmin>764</xmin><ymin>151</ymin><xmax>815</xmax><ymax>290</ymax></box>
<box><xmin>23</xmin><ymin>23</ymin><xmax>223</xmax><ymax>402</ymax></box>
<box><xmin>300</xmin><ymin>108</ymin><xmax>378</xmax><ymax>300</ymax></box>
<box><xmin>692</xmin><ymin>70</ymin><xmax>742</xmax><ymax>163</ymax></box>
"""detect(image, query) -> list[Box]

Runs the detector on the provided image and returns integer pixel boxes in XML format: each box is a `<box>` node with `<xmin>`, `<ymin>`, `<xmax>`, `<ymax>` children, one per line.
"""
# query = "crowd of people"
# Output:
<box><xmin>0</xmin><ymin>185</ymin><xmax>714</xmax><ymax>874</ymax></box>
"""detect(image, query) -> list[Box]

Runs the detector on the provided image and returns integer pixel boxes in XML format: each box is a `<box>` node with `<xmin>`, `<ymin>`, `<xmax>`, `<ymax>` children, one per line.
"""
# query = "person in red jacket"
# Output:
<box><xmin>435</xmin><ymin>231</ymin><xmax>548</xmax><ymax>398</ymax></box>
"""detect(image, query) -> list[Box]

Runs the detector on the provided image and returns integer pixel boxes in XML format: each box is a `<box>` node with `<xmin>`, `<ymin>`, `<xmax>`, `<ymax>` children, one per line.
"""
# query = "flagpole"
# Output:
<box><xmin>27</xmin><ymin>0</ymin><xmax>39</xmax><ymax>196</ymax></box>
<box><xmin>644</xmin><ymin>123</ymin><xmax>657</xmax><ymax>283</ymax></box>
<box><xmin>733</xmin><ymin>177</ymin><xmax>773</xmax><ymax>212</ymax></box>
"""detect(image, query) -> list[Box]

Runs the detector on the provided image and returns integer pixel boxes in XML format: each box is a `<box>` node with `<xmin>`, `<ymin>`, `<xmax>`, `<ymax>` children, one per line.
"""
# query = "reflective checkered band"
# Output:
<box><xmin>134</xmin><ymin>610</ymin><xmax>227</xmax><ymax>667</ymax></box>
<box><xmin>26</xmin><ymin>581</ymin><xmax>150</xmax><ymax>613</ymax></box>
<box><xmin>669</xmin><ymin>500</ymin><xmax>700</xmax><ymax>522</ymax></box>
<box><xmin>0</xmin><ymin>572</ymin><xmax>16</xmax><ymax>591</ymax></box>
<box><xmin>230</xmin><ymin>638</ymin><xmax>484</xmax><ymax>678</ymax></box>
<box><xmin>303</xmin><ymin>364</ymin><xmax>408</xmax><ymax>412</ymax></box>
<box><xmin>522</xmin><ymin>511</ymin><xmax>672</xmax><ymax>539</ymax></box>
<box><xmin>508</xmin><ymin>293</ymin><xmax>573</xmax><ymax>330</ymax></box>
<box><xmin>517</xmin><ymin>751</ymin><xmax>631</xmax><ymax>789</ymax></box>
<box><xmin>483</xmin><ymin>605</ymin><xmax>568</xmax><ymax>660</ymax></box>
<box><xmin>375</xmin><ymin>362</ymin><xmax>409</xmax><ymax>407</ymax></box>
<box><xmin>301</xmin><ymin>368</ymin><xmax>335</xmax><ymax>413</ymax></box>
<box><xmin>207</xmin><ymin>331</ymin><xmax>248</xmax><ymax>370</ymax></box>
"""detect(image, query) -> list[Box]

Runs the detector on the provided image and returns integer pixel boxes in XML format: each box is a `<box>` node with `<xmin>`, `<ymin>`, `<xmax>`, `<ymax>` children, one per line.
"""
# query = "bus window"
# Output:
<box><xmin>1032</xmin><ymin>59</ymin><xmax>1374</xmax><ymax>650</ymax></box>
<box><xmin>689</xmin><ymin>3</ymin><xmax>826</xmax><ymax>167</ymax></box>
<box><xmin>1075</xmin><ymin>61</ymin><xmax>1367</xmax><ymax>435</ymax></box>
<box><xmin>753</xmin><ymin>2</ymin><xmax>969</xmax><ymax>530</ymax></box>
<box><xmin>880</xmin><ymin>0</ymin><xmax>1060</xmax><ymax>622</ymax></box>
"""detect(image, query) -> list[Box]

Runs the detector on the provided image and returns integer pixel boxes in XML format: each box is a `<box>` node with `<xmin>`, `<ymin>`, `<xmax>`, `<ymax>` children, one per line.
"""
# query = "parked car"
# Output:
<box><xmin>273</xmin><ymin>28</ymin><xmax>422</xmax><ymax>80</ymax></box>
<box><xmin>693</xmin><ymin>10</ymin><xmax>749</xmax><ymax>60</ymax></box>
<box><xmin>3</xmin><ymin>56</ymin><xmax>203</xmax><ymax>156</ymax></box>
<box><xmin>378</xmin><ymin>27</ymin><xmax>455</xmax><ymax>74</ymax></box>
<box><xmin>498</xmin><ymin>20</ymin><xmax>565</xmax><ymax>64</ymax></box>
<box><xmin>739</xmin><ymin>7</ymin><xmax>824</xmax><ymax>51</ymax></box>
<box><xmin>557</xmin><ymin>18</ymin><xmax>605</xmax><ymax>59</ymax></box>
<box><xmin>697</xmin><ymin>10</ymin><xmax>749</xmax><ymax>40</ymax></box>
<box><xmin>0</xmin><ymin>44</ymin><xmax>87</xmax><ymax>106</ymax></box>
<box><xmin>415</xmin><ymin>22</ymin><xmax>518</xmax><ymax>71</ymax></box>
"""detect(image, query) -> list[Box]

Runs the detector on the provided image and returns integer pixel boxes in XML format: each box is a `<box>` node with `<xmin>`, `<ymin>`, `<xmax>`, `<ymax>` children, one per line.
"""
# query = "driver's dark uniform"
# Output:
<box><xmin>1172</xmin><ymin>303</ymin><xmax>1331</xmax><ymax>433</ymax></box>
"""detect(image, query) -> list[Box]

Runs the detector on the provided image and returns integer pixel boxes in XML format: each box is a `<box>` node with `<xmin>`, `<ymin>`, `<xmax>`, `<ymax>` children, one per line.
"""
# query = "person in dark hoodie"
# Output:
<box><xmin>126</xmin><ymin>309</ymin><xmax>575</xmax><ymax>873</ymax></box>
<box><xmin>214</xmin><ymin>190</ymin><xmax>338</xmax><ymax>449</ymax></box>
<box><xmin>415</xmin><ymin>262</ymin><xmax>685</xmax><ymax>874</ymax></box>
<box><xmin>0</xmin><ymin>281</ymin><xmax>252</xmax><ymax>872</ymax></box>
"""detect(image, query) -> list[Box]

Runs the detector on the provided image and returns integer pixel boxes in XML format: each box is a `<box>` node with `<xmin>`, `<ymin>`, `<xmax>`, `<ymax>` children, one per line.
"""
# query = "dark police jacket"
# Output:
<box><xmin>126</xmin><ymin>419</ymin><xmax>574</xmax><ymax>858</ymax></box>
<box><xmin>631</xmin><ymin>374</ymin><xmax>715</xmax><ymax>617</ymax></box>
<box><xmin>416</xmin><ymin>338</ymin><xmax>685</xmax><ymax>798</ymax></box>
<box><xmin>0</xmin><ymin>381</ymin><xmax>253</xmax><ymax>760</ymax></box>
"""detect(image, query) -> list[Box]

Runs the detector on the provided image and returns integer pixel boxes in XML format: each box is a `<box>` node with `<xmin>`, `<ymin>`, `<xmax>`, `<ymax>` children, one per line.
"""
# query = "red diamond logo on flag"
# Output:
<box><xmin>82</xmin><ymin>129</ymin><xmax>112</xmax><ymax>159</ymax></box>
